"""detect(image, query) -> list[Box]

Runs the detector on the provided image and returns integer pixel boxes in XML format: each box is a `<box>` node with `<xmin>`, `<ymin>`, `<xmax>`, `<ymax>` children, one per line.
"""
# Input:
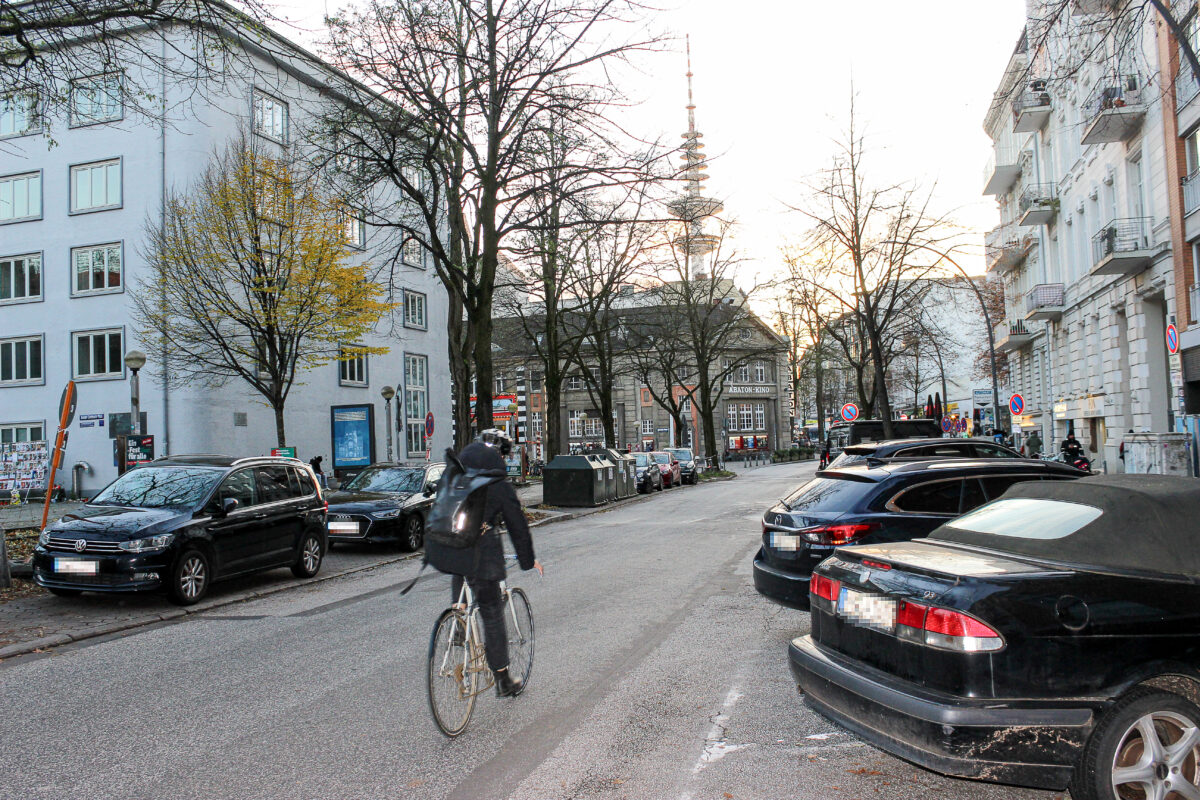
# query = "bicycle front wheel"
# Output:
<box><xmin>427</xmin><ymin>608</ymin><xmax>477</xmax><ymax>737</ymax></box>
<box><xmin>505</xmin><ymin>588</ymin><xmax>535</xmax><ymax>693</ymax></box>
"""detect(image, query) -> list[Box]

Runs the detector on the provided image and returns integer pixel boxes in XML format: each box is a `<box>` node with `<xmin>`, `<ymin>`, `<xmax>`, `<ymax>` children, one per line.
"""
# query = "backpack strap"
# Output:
<box><xmin>399</xmin><ymin>559</ymin><xmax>428</xmax><ymax>596</ymax></box>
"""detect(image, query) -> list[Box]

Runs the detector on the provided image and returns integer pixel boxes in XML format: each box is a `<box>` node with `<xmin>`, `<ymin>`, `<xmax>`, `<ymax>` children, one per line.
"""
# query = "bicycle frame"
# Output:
<box><xmin>442</xmin><ymin>576</ymin><xmax>527</xmax><ymax>699</ymax></box>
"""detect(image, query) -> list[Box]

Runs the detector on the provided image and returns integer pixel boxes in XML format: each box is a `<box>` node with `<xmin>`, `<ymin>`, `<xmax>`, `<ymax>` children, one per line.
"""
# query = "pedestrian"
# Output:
<box><xmin>1026</xmin><ymin>429</ymin><xmax>1043</xmax><ymax>459</ymax></box>
<box><xmin>309</xmin><ymin>455</ymin><xmax>326</xmax><ymax>488</ymax></box>
<box><xmin>1119</xmin><ymin>428</ymin><xmax>1134</xmax><ymax>464</ymax></box>
<box><xmin>1060</xmin><ymin>432</ymin><xmax>1082</xmax><ymax>461</ymax></box>
<box><xmin>424</xmin><ymin>428</ymin><xmax>543</xmax><ymax>697</ymax></box>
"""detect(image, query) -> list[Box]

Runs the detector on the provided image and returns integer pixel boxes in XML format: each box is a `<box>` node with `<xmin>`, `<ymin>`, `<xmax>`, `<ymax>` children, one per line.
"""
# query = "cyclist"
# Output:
<box><xmin>425</xmin><ymin>428</ymin><xmax>543</xmax><ymax>697</ymax></box>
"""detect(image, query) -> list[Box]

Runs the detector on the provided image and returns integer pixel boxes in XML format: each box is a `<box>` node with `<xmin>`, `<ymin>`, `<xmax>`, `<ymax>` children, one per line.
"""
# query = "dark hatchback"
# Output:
<box><xmin>790</xmin><ymin>475</ymin><xmax>1200</xmax><ymax>799</ymax></box>
<box><xmin>33</xmin><ymin>456</ymin><xmax>327</xmax><ymax>605</ymax></box>
<box><xmin>753</xmin><ymin>459</ymin><xmax>1081</xmax><ymax>608</ymax></box>
<box><xmin>324</xmin><ymin>462</ymin><xmax>444</xmax><ymax>550</ymax></box>
<box><xmin>633</xmin><ymin>452</ymin><xmax>663</xmax><ymax>493</ymax></box>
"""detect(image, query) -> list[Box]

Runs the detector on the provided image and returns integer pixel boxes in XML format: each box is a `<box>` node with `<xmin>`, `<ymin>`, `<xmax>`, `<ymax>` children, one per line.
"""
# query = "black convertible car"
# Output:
<box><xmin>790</xmin><ymin>475</ymin><xmax>1200</xmax><ymax>799</ymax></box>
<box><xmin>325</xmin><ymin>462</ymin><xmax>444</xmax><ymax>550</ymax></box>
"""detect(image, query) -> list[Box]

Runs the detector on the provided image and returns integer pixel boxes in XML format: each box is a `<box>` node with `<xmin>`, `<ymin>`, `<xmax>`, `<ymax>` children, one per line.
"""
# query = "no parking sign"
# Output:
<box><xmin>941</xmin><ymin>416</ymin><xmax>952</xmax><ymax>433</ymax></box>
<box><xmin>1009</xmin><ymin>394</ymin><xmax>1025</xmax><ymax>416</ymax></box>
<box><xmin>839</xmin><ymin>403</ymin><xmax>859</xmax><ymax>423</ymax></box>
<box><xmin>1168</xmin><ymin>324</ymin><xmax>1180</xmax><ymax>355</ymax></box>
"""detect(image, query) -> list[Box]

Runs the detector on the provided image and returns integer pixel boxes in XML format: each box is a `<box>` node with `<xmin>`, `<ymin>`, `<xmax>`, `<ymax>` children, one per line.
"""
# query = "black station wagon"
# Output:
<box><xmin>33</xmin><ymin>455</ymin><xmax>327</xmax><ymax>605</ymax></box>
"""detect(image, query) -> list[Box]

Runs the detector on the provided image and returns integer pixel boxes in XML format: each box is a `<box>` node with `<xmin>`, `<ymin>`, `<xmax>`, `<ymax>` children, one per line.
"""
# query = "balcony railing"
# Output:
<box><xmin>1012</xmin><ymin>82</ymin><xmax>1052</xmax><ymax>132</ymax></box>
<box><xmin>1018</xmin><ymin>183</ymin><xmax>1058</xmax><ymax>226</ymax></box>
<box><xmin>994</xmin><ymin>319</ymin><xmax>1035</xmax><ymax>351</ymax></box>
<box><xmin>1091</xmin><ymin>217</ymin><xmax>1154</xmax><ymax>275</ymax></box>
<box><xmin>1186</xmin><ymin>170</ymin><xmax>1200</xmax><ymax>216</ymax></box>
<box><xmin>1025</xmin><ymin>283</ymin><xmax>1065</xmax><ymax>321</ymax></box>
<box><xmin>1082</xmin><ymin>75</ymin><xmax>1145</xmax><ymax>144</ymax></box>
<box><xmin>983</xmin><ymin>145</ymin><xmax>1024</xmax><ymax>196</ymax></box>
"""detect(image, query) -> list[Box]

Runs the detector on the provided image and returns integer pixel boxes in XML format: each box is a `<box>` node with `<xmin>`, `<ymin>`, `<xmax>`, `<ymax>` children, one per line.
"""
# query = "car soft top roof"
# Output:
<box><xmin>930</xmin><ymin>474</ymin><xmax>1200</xmax><ymax>579</ymax></box>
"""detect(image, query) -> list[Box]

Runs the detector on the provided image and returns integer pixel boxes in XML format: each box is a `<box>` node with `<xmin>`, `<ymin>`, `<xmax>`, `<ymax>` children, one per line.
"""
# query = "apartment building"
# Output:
<box><xmin>984</xmin><ymin>5</ymin><xmax>1178</xmax><ymax>472</ymax></box>
<box><xmin>0</xmin><ymin>16</ymin><xmax>451</xmax><ymax>494</ymax></box>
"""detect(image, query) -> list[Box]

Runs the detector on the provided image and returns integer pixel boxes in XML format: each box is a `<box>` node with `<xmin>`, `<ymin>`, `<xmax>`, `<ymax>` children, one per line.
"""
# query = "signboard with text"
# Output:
<box><xmin>330</xmin><ymin>405</ymin><xmax>375</xmax><ymax>469</ymax></box>
<box><xmin>126</xmin><ymin>435</ymin><xmax>155</xmax><ymax>467</ymax></box>
<box><xmin>271</xmin><ymin>447</ymin><xmax>296</xmax><ymax>458</ymax></box>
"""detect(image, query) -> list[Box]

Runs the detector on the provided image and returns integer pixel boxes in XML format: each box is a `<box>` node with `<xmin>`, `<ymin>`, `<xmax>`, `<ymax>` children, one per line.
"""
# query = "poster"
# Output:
<box><xmin>0</xmin><ymin>440</ymin><xmax>50</xmax><ymax>496</ymax></box>
<box><xmin>126</xmin><ymin>435</ymin><xmax>155</xmax><ymax>466</ymax></box>
<box><xmin>331</xmin><ymin>405</ymin><xmax>375</xmax><ymax>469</ymax></box>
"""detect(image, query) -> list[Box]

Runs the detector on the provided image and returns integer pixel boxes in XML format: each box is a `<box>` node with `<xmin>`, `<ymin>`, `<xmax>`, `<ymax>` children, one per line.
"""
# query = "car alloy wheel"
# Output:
<box><xmin>404</xmin><ymin>515</ymin><xmax>424</xmax><ymax>552</ymax></box>
<box><xmin>292</xmin><ymin>534</ymin><xmax>323</xmax><ymax>578</ymax></box>
<box><xmin>1111</xmin><ymin>710</ymin><xmax>1200</xmax><ymax>799</ymax></box>
<box><xmin>169</xmin><ymin>549</ymin><xmax>209</xmax><ymax>605</ymax></box>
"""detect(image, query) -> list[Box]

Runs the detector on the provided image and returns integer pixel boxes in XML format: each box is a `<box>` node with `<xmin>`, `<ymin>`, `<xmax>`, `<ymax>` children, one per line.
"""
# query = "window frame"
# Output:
<box><xmin>884</xmin><ymin>477</ymin><xmax>969</xmax><ymax>516</ymax></box>
<box><xmin>641</xmin><ymin>419</ymin><xmax>654</xmax><ymax>435</ymax></box>
<box><xmin>0</xmin><ymin>170</ymin><xmax>43</xmax><ymax>224</ymax></box>
<box><xmin>338</xmin><ymin>344</ymin><xmax>369</xmax><ymax>387</ymax></box>
<box><xmin>0</xmin><ymin>252</ymin><xmax>43</xmax><ymax>305</ymax></box>
<box><xmin>0</xmin><ymin>92</ymin><xmax>39</xmax><ymax>139</ymax></box>
<box><xmin>754</xmin><ymin>361</ymin><xmax>766</xmax><ymax>382</ymax></box>
<box><xmin>404</xmin><ymin>353</ymin><xmax>430</xmax><ymax>456</ymax></box>
<box><xmin>0</xmin><ymin>334</ymin><xmax>45</xmax><ymax>386</ymax></box>
<box><xmin>251</xmin><ymin>88</ymin><xmax>289</xmax><ymax>145</ymax></box>
<box><xmin>342</xmin><ymin>207</ymin><xmax>367</xmax><ymax>250</ymax></box>
<box><xmin>0</xmin><ymin>421</ymin><xmax>46</xmax><ymax>443</ymax></box>
<box><xmin>403</xmin><ymin>289</ymin><xmax>427</xmax><ymax>330</ymax></box>
<box><xmin>69</xmin><ymin>74</ymin><xmax>122</xmax><ymax>127</ymax></box>
<box><xmin>69</xmin><ymin>158</ymin><xmax>122</xmax><ymax>215</ymax></box>
<box><xmin>70</xmin><ymin>241</ymin><xmax>124</xmax><ymax>297</ymax></box>
<box><xmin>70</xmin><ymin>327</ymin><xmax>125</xmax><ymax>381</ymax></box>
<box><xmin>402</xmin><ymin>237</ymin><xmax>424</xmax><ymax>268</ymax></box>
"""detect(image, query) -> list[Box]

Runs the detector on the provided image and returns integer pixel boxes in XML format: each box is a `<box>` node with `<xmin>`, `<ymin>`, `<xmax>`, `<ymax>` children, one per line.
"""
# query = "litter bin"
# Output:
<box><xmin>542</xmin><ymin>454</ymin><xmax>609</xmax><ymax>507</ymax></box>
<box><xmin>602</xmin><ymin>449</ymin><xmax>636</xmax><ymax>499</ymax></box>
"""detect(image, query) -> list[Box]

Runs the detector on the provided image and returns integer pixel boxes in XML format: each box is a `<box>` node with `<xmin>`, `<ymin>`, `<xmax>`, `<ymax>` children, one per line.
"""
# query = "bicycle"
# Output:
<box><xmin>426</xmin><ymin>554</ymin><xmax>535</xmax><ymax>737</ymax></box>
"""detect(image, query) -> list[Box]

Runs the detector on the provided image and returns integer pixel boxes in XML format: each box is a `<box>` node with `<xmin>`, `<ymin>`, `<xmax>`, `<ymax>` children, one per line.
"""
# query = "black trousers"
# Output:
<box><xmin>451</xmin><ymin>575</ymin><xmax>508</xmax><ymax>672</ymax></box>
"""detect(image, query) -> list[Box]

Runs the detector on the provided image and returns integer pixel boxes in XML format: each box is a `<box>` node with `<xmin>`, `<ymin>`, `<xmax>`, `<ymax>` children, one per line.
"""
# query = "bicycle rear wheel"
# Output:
<box><xmin>505</xmin><ymin>588</ymin><xmax>534</xmax><ymax>693</ymax></box>
<box><xmin>427</xmin><ymin>608</ymin><xmax>476</xmax><ymax>737</ymax></box>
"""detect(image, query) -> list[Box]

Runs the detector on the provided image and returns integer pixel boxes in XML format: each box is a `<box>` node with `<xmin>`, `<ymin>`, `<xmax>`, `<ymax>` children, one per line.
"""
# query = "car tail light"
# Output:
<box><xmin>801</xmin><ymin>523</ymin><xmax>875</xmax><ymax>546</ymax></box>
<box><xmin>914</xmin><ymin>607</ymin><xmax>1003</xmax><ymax>652</ymax></box>
<box><xmin>809</xmin><ymin>573</ymin><xmax>841</xmax><ymax>605</ymax></box>
<box><xmin>860</xmin><ymin>558</ymin><xmax>891</xmax><ymax>570</ymax></box>
<box><xmin>895</xmin><ymin>600</ymin><xmax>928</xmax><ymax>643</ymax></box>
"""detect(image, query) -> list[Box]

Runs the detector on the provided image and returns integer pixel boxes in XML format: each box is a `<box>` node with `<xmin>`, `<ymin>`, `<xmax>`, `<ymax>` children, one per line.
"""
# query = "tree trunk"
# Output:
<box><xmin>868</xmin><ymin>329</ymin><xmax>895</xmax><ymax>438</ymax></box>
<box><xmin>815</xmin><ymin>361</ymin><xmax>826</xmax><ymax>441</ymax></box>
<box><xmin>273</xmin><ymin>400</ymin><xmax>286</xmax><ymax>448</ymax></box>
<box><xmin>447</xmin><ymin>290</ymin><xmax>473</xmax><ymax>450</ymax></box>
<box><xmin>544</xmin><ymin>372</ymin><xmax>563</xmax><ymax>461</ymax></box>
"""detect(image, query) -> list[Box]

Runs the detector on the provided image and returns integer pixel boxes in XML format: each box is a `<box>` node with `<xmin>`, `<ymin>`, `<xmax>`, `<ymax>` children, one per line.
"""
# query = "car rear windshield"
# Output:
<box><xmin>345</xmin><ymin>467</ymin><xmax>425</xmax><ymax>493</ymax></box>
<box><xmin>668</xmin><ymin>449</ymin><xmax>693</xmax><ymax>461</ymax></box>
<box><xmin>634</xmin><ymin>454</ymin><xmax>650</xmax><ymax>466</ymax></box>
<box><xmin>782</xmin><ymin>476</ymin><xmax>873</xmax><ymax>512</ymax></box>
<box><xmin>91</xmin><ymin>467</ymin><xmax>223</xmax><ymax>509</ymax></box>
<box><xmin>944</xmin><ymin>498</ymin><xmax>1102</xmax><ymax>540</ymax></box>
<box><xmin>652</xmin><ymin>453</ymin><xmax>670</xmax><ymax>464</ymax></box>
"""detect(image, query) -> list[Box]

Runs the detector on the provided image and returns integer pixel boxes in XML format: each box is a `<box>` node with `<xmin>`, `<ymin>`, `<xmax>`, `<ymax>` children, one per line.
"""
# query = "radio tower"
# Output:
<box><xmin>666</xmin><ymin>36</ymin><xmax>723</xmax><ymax>280</ymax></box>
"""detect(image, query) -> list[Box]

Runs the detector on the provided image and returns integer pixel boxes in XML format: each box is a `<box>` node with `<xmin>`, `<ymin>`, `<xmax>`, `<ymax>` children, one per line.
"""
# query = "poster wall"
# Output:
<box><xmin>0</xmin><ymin>441</ymin><xmax>50</xmax><ymax>496</ymax></box>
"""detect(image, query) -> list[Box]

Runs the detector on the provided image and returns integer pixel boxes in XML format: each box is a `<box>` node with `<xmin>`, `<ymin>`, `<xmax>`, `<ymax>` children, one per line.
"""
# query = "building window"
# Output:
<box><xmin>70</xmin><ymin>159</ymin><xmax>121</xmax><ymax>213</ymax></box>
<box><xmin>0</xmin><ymin>336</ymin><xmax>43</xmax><ymax>385</ymax></box>
<box><xmin>739</xmin><ymin>403</ymin><xmax>753</xmax><ymax>431</ymax></box>
<box><xmin>402</xmin><ymin>237</ymin><xmax>423</xmax><ymax>267</ymax></box>
<box><xmin>754</xmin><ymin>361</ymin><xmax>766</xmax><ymax>382</ymax></box>
<box><xmin>754</xmin><ymin>402</ymin><xmax>766</xmax><ymax>430</ymax></box>
<box><xmin>343</xmin><ymin>208</ymin><xmax>366</xmax><ymax>249</ymax></box>
<box><xmin>71</xmin><ymin>74</ymin><xmax>121</xmax><ymax>125</ymax></box>
<box><xmin>405</xmin><ymin>354</ymin><xmax>429</xmax><ymax>455</ymax></box>
<box><xmin>0</xmin><ymin>253</ymin><xmax>41</xmax><ymax>303</ymax></box>
<box><xmin>585</xmin><ymin>417</ymin><xmax>601</xmax><ymax>437</ymax></box>
<box><xmin>0</xmin><ymin>422</ymin><xmax>44</xmax><ymax>443</ymax></box>
<box><xmin>641</xmin><ymin>419</ymin><xmax>653</xmax><ymax>435</ymax></box>
<box><xmin>72</xmin><ymin>329</ymin><xmax>123</xmax><ymax>379</ymax></box>
<box><xmin>566</xmin><ymin>375</ymin><xmax>584</xmax><ymax>390</ymax></box>
<box><xmin>403</xmin><ymin>290</ymin><xmax>427</xmax><ymax>329</ymax></box>
<box><xmin>0</xmin><ymin>93</ymin><xmax>37</xmax><ymax>138</ymax></box>
<box><xmin>0</xmin><ymin>172</ymin><xmax>41</xmax><ymax>223</ymax></box>
<box><xmin>737</xmin><ymin>363</ymin><xmax>750</xmax><ymax>383</ymax></box>
<box><xmin>494</xmin><ymin>375</ymin><xmax>507</xmax><ymax>394</ymax></box>
<box><xmin>252</xmin><ymin>90</ymin><xmax>288</xmax><ymax>144</ymax></box>
<box><xmin>529</xmin><ymin>372</ymin><xmax>544</xmax><ymax>392</ymax></box>
<box><xmin>722</xmin><ymin>358</ymin><xmax>732</xmax><ymax>384</ymax></box>
<box><xmin>339</xmin><ymin>345</ymin><xmax>368</xmax><ymax>386</ymax></box>
<box><xmin>641</xmin><ymin>388</ymin><xmax>651</xmax><ymax>405</ymax></box>
<box><xmin>72</xmin><ymin>243</ymin><xmax>122</xmax><ymax>295</ymax></box>
<box><xmin>681</xmin><ymin>396</ymin><xmax>691</xmax><ymax>413</ymax></box>
<box><xmin>530</xmin><ymin>412</ymin><xmax>543</xmax><ymax>439</ymax></box>
<box><xmin>727</xmin><ymin>403</ymin><xmax>738</xmax><ymax>432</ymax></box>
<box><xmin>568</xmin><ymin>410</ymin><xmax>584</xmax><ymax>438</ymax></box>
<box><xmin>402</xmin><ymin>166</ymin><xmax>423</xmax><ymax>193</ymax></box>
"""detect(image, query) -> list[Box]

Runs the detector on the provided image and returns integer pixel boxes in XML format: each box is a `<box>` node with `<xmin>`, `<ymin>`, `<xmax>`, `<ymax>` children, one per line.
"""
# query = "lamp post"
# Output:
<box><xmin>578</xmin><ymin>411</ymin><xmax>587</xmax><ymax>452</ymax></box>
<box><xmin>124</xmin><ymin>350</ymin><xmax>147</xmax><ymax>436</ymax></box>
<box><xmin>880</xmin><ymin>242</ymin><xmax>1002</xmax><ymax>431</ymax></box>
<box><xmin>381</xmin><ymin>385</ymin><xmax>395</xmax><ymax>462</ymax></box>
<box><xmin>507</xmin><ymin>401</ymin><xmax>523</xmax><ymax>480</ymax></box>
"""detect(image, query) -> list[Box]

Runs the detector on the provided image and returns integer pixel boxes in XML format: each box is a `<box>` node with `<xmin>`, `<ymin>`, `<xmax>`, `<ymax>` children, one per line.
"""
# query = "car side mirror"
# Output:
<box><xmin>424</xmin><ymin>480</ymin><xmax>439</xmax><ymax>496</ymax></box>
<box><xmin>219</xmin><ymin>497</ymin><xmax>239</xmax><ymax>516</ymax></box>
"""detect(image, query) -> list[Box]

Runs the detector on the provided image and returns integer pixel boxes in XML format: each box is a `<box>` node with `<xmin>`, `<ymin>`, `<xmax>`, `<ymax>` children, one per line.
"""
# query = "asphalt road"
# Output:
<box><xmin>0</xmin><ymin>463</ymin><xmax>1061</xmax><ymax>800</ymax></box>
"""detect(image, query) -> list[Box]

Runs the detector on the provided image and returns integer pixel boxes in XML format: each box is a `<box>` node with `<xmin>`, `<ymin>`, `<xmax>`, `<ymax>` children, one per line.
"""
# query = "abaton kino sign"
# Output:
<box><xmin>726</xmin><ymin>385</ymin><xmax>773</xmax><ymax>394</ymax></box>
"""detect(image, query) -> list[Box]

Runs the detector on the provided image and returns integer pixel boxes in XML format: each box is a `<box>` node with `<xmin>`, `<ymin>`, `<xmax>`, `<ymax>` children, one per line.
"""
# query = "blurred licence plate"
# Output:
<box><xmin>54</xmin><ymin>558</ymin><xmax>98</xmax><ymax>575</ymax></box>
<box><xmin>837</xmin><ymin>587</ymin><xmax>896</xmax><ymax>631</ymax></box>
<box><xmin>328</xmin><ymin>521</ymin><xmax>360</xmax><ymax>535</ymax></box>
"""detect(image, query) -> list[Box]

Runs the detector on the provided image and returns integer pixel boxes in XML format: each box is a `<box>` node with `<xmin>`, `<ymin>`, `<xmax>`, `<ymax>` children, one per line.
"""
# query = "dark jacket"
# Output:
<box><xmin>425</xmin><ymin>442</ymin><xmax>536</xmax><ymax>581</ymax></box>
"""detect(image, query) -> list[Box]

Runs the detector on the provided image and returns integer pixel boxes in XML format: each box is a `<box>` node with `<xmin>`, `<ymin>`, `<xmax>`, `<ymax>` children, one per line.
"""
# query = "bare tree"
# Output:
<box><xmin>625</xmin><ymin>307</ymin><xmax>696</xmax><ymax>448</ymax></box>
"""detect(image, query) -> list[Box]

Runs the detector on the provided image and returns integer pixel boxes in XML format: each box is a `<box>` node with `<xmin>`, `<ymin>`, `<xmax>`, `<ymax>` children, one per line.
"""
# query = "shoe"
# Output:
<box><xmin>494</xmin><ymin>668</ymin><xmax>523</xmax><ymax>697</ymax></box>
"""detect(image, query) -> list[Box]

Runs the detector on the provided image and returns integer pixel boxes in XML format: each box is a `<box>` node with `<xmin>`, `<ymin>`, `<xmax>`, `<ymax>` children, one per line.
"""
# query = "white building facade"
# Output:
<box><xmin>0</xmin><ymin>20</ymin><xmax>452</xmax><ymax>496</ymax></box>
<box><xmin>984</xmin><ymin>6</ymin><xmax>1177</xmax><ymax>472</ymax></box>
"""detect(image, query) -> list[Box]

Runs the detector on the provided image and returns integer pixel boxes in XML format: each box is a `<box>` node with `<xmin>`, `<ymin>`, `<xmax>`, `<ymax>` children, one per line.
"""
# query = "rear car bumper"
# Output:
<box><xmin>788</xmin><ymin>635</ymin><xmax>1096</xmax><ymax>791</ymax></box>
<box><xmin>752</xmin><ymin>550</ymin><xmax>810</xmax><ymax>609</ymax></box>
<box><xmin>32</xmin><ymin>550</ymin><xmax>169</xmax><ymax>592</ymax></box>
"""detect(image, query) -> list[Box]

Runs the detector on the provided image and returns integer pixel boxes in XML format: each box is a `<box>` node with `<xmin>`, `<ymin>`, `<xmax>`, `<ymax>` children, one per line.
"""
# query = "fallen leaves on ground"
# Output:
<box><xmin>0</xmin><ymin>577</ymin><xmax>46</xmax><ymax>604</ymax></box>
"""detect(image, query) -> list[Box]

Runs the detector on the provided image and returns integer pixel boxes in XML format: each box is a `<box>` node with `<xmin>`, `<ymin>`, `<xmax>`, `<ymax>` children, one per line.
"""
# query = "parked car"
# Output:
<box><xmin>650</xmin><ymin>450</ymin><xmax>682</xmax><ymax>488</ymax></box>
<box><xmin>324</xmin><ymin>462</ymin><xmax>445</xmax><ymax>550</ymax></box>
<box><xmin>828</xmin><ymin>437</ymin><xmax>1023</xmax><ymax>469</ymax></box>
<box><xmin>666</xmin><ymin>448</ymin><xmax>698</xmax><ymax>484</ymax></box>
<box><xmin>823</xmin><ymin>419</ymin><xmax>943</xmax><ymax>464</ymax></box>
<box><xmin>32</xmin><ymin>455</ymin><xmax>326</xmax><ymax>605</ymax></box>
<box><xmin>753</xmin><ymin>458</ymin><xmax>1082</xmax><ymax>608</ymax></box>
<box><xmin>790</xmin><ymin>475</ymin><xmax>1200</xmax><ymax>798</ymax></box>
<box><xmin>633</xmin><ymin>452</ymin><xmax>663</xmax><ymax>493</ymax></box>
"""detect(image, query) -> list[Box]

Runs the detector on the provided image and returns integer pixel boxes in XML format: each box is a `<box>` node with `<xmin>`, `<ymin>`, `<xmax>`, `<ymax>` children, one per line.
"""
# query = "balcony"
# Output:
<box><xmin>995</xmin><ymin>320</ymin><xmax>1035</xmax><ymax>352</ymax></box>
<box><xmin>1072</xmin><ymin>0</ymin><xmax>1117</xmax><ymax>12</ymax></box>
<box><xmin>985</xmin><ymin>226</ymin><xmax>1036</xmax><ymax>276</ymax></box>
<box><xmin>1090</xmin><ymin>217</ymin><xmax>1155</xmax><ymax>276</ymax></box>
<box><xmin>982</xmin><ymin>146</ymin><xmax>1023</xmax><ymax>196</ymax></box>
<box><xmin>1018</xmin><ymin>184</ymin><xmax>1058</xmax><ymax>226</ymax></box>
<box><xmin>1025</xmin><ymin>283</ymin><xmax>1065</xmax><ymax>321</ymax></box>
<box><xmin>1012</xmin><ymin>82</ymin><xmax>1052</xmax><ymax>132</ymax></box>
<box><xmin>1081</xmin><ymin>76</ymin><xmax>1145</xmax><ymax>145</ymax></box>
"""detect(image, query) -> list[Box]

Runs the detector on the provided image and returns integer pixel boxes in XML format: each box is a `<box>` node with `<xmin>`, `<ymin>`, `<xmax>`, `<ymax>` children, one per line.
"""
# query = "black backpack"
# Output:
<box><xmin>424</xmin><ymin>448</ymin><xmax>507</xmax><ymax>549</ymax></box>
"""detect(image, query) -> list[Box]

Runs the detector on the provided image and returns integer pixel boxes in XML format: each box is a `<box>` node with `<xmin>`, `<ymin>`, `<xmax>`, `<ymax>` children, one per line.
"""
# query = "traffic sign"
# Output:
<box><xmin>57</xmin><ymin>381</ymin><xmax>77</xmax><ymax>429</ymax></box>
<box><xmin>425</xmin><ymin>412</ymin><xmax>435</xmax><ymax>438</ymax></box>
<box><xmin>1009</xmin><ymin>393</ymin><xmax>1025</xmax><ymax>416</ymax></box>
<box><xmin>958</xmin><ymin>418</ymin><xmax>968</xmax><ymax>433</ymax></box>
<box><xmin>941</xmin><ymin>416</ymin><xmax>952</xmax><ymax>433</ymax></box>
<box><xmin>839</xmin><ymin>403</ymin><xmax>859</xmax><ymax>422</ymax></box>
<box><xmin>1167</xmin><ymin>323</ymin><xmax>1180</xmax><ymax>355</ymax></box>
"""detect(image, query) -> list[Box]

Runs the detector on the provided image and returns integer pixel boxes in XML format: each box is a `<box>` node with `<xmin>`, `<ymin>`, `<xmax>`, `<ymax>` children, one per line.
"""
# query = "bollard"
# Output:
<box><xmin>0</xmin><ymin>525</ymin><xmax>10</xmax><ymax>589</ymax></box>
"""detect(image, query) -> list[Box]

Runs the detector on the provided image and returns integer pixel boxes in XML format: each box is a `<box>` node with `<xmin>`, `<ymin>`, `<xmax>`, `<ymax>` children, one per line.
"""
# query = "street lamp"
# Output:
<box><xmin>880</xmin><ymin>242</ymin><xmax>1002</xmax><ymax>431</ymax></box>
<box><xmin>578</xmin><ymin>411</ymin><xmax>587</xmax><ymax>452</ymax></box>
<box><xmin>380</xmin><ymin>385</ymin><xmax>396</xmax><ymax>462</ymax></box>
<box><xmin>507</xmin><ymin>402</ymin><xmax>523</xmax><ymax>480</ymax></box>
<box><xmin>124</xmin><ymin>350</ymin><xmax>147</xmax><ymax>436</ymax></box>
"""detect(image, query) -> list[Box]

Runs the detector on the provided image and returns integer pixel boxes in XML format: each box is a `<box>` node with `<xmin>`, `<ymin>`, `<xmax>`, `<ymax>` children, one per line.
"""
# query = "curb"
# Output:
<box><xmin>0</xmin><ymin>550</ymin><xmax>422</xmax><ymax>661</ymax></box>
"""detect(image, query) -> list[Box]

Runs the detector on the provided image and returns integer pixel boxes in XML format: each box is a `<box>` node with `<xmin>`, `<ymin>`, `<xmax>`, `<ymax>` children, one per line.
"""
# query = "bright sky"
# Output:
<box><xmin>270</xmin><ymin>0</ymin><xmax>1027</xmax><ymax>279</ymax></box>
